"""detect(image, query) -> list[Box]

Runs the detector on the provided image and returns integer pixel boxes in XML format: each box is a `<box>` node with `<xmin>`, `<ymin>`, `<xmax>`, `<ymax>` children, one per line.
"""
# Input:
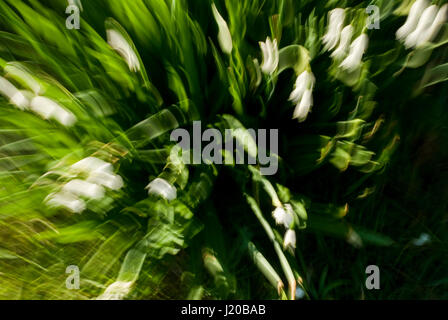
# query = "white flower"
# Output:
<box><xmin>416</xmin><ymin>4</ymin><xmax>448</xmax><ymax>47</ymax></box>
<box><xmin>396</xmin><ymin>0</ymin><xmax>429</xmax><ymax>41</ymax></box>
<box><xmin>62</xmin><ymin>179</ymin><xmax>105</xmax><ymax>200</ymax></box>
<box><xmin>71</xmin><ymin>157</ymin><xmax>114</xmax><ymax>175</ymax></box>
<box><xmin>4</xmin><ymin>64</ymin><xmax>42</xmax><ymax>95</ymax></box>
<box><xmin>272</xmin><ymin>205</ymin><xmax>293</xmax><ymax>228</ymax></box>
<box><xmin>404</xmin><ymin>5</ymin><xmax>438</xmax><ymax>49</ymax></box>
<box><xmin>46</xmin><ymin>192</ymin><xmax>86</xmax><ymax>213</ymax></box>
<box><xmin>211</xmin><ymin>3</ymin><xmax>233</xmax><ymax>55</ymax></box>
<box><xmin>293</xmin><ymin>89</ymin><xmax>313</xmax><ymax>123</ymax></box>
<box><xmin>87</xmin><ymin>171</ymin><xmax>124</xmax><ymax>191</ymax></box>
<box><xmin>411</xmin><ymin>233</ymin><xmax>431</xmax><ymax>246</ymax></box>
<box><xmin>331</xmin><ymin>25</ymin><xmax>353</xmax><ymax>60</ymax></box>
<box><xmin>340</xmin><ymin>34</ymin><xmax>369</xmax><ymax>71</ymax></box>
<box><xmin>0</xmin><ymin>76</ymin><xmax>29</xmax><ymax>110</ymax></box>
<box><xmin>289</xmin><ymin>71</ymin><xmax>315</xmax><ymax>122</ymax></box>
<box><xmin>283</xmin><ymin>229</ymin><xmax>296</xmax><ymax>249</ymax></box>
<box><xmin>259</xmin><ymin>37</ymin><xmax>279</xmax><ymax>75</ymax></box>
<box><xmin>97</xmin><ymin>281</ymin><xmax>133</xmax><ymax>300</ymax></box>
<box><xmin>146</xmin><ymin>178</ymin><xmax>177</xmax><ymax>201</ymax></box>
<box><xmin>323</xmin><ymin>8</ymin><xmax>346</xmax><ymax>51</ymax></box>
<box><xmin>107</xmin><ymin>29</ymin><xmax>141</xmax><ymax>72</ymax></box>
<box><xmin>30</xmin><ymin>96</ymin><xmax>77</xmax><ymax>126</ymax></box>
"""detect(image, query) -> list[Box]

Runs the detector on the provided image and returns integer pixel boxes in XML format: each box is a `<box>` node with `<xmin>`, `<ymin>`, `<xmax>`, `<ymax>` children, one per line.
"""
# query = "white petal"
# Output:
<box><xmin>272</xmin><ymin>207</ymin><xmax>287</xmax><ymax>225</ymax></box>
<box><xmin>323</xmin><ymin>8</ymin><xmax>346</xmax><ymax>51</ymax></box>
<box><xmin>260</xmin><ymin>37</ymin><xmax>279</xmax><ymax>75</ymax></box>
<box><xmin>283</xmin><ymin>229</ymin><xmax>296</xmax><ymax>249</ymax></box>
<box><xmin>63</xmin><ymin>179</ymin><xmax>105</xmax><ymax>200</ymax></box>
<box><xmin>71</xmin><ymin>157</ymin><xmax>114</xmax><ymax>175</ymax></box>
<box><xmin>396</xmin><ymin>0</ymin><xmax>429</xmax><ymax>41</ymax></box>
<box><xmin>340</xmin><ymin>34</ymin><xmax>369</xmax><ymax>71</ymax></box>
<box><xmin>331</xmin><ymin>25</ymin><xmax>353</xmax><ymax>60</ymax></box>
<box><xmin>293</xmin><ymin>89</ymin><xmax>313</xmax><ymax>122</ymax></box>
<box><xmin>5</xmin><ymin>64</ymin><xmax>42</xmax><ymax>94</ymax></box>
<box><xmin>107</xmin><ymin>29</ymin><xmax>141</xmax><ymax>72</ymax></box>
<box><xmin>30</xmin><ymin>96</ymin><xmax>57</xmax><ymax>119</ymax></box>
<box><xmin>146</xmin><ymin>178</ymin><xmax>177</xmax><ymax>201</ymax></box>
<box><xmin>46</xmin><ymin>192</ymin><xmax>86</xmax><ymax>213</ymax></box>
<box><xmin>97</xmin><ymin>281</ymin><xmax>133</xmax><ymax>300</ymax></box>
<box><xmin>87</xmin><ymin>171</ymin><xmax>124</xmax><ymax>190</ymax></box>
<box><xmin>0</xmin><ymin>76</ymin><xmax>29</xmax><ymax>110</ymax></box>
<box><xmin>212</xmin><ymin>3</ymin><xmax>233</xmax><ymax>55</ymax></box>
<box><xmin>52</xmin><ymin>105</ymin><xmax>77</xmax><ymax>127</ymax></box>
<box><xmin>405</xmin><ymin>5</ymin><xmax>438</xmax><ymax>49</ymax></box>
<box><xmin>411</xmin><ymin>233</ymin><xmax>431</xmax><ymax>246</ymax></box>
<box><xmin>416</xmin><ymin>4</ymin><xmax>448</xmax><ymax>47</ymax></box>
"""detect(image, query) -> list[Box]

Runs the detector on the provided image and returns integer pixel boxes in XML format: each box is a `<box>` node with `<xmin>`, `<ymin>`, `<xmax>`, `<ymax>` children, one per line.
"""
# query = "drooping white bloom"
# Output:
<box><xmin>293</xmin><ymin>89</ymin><xmax>313</xmax><ymax>122</ymax></box>
<box><xmin>87</xmin><ymin>171</ymin><xmax>124</xmax><ymax>191</ymax></box>
<box><xmin>396</xmin><ymin>0</ymin><xmax>429</xmax><ymax>41</ymax></box>
<box><xmin>107</xmin><ymin>29</ymin><xmax>141</xmax><ymax>72</ymax></box>
<box><xmin>0</xmin><ymin>76</ymin><xmax>29</xmax><ymax>110</ymax></box>
<box><xmin>259</xmin><ymin>37</ymin><xmax>279</xmax><ymax>75</ymax></box>
<box><xmin>289</xmin><ymin>71</ymin><xmax>315</xmax><ymax>122</ymax></box>
<box><xmin>415</xmin><ymin>4</ymin><xmax>448</xmax><ymax>47</ymax></box>
<box><xmin>404</xmin><ymin>5</ymin><xmax>438</xmax><ymax>49</ymax></box>
<box><xmin>46</xmin><ymin>192</ymin><xmax>86</xmax><ymax>213</ymax></box>
<box><xmin>97</xmin><ymin>281</ymin><xmax>133</xmax><ymax>300</ymax></box>
<box><xmin>30</xmin><ymin>96</ymin><xmax>77</xmax><ymax>126</ymax></box>
<box><xmin>323</xmin><ymin>8</ymin><xmax>346</xmax><ymax>51</ymax></box>
<box><xmin>340</xmin><ymin>34</ymin><xmax>369</xmax><ymax>71</ymax></box>
<box><xmin>411</xmin><ymin>233</ymin><xmax>431</xmax><ymax>246</ymax></box>
<box><xmin>331</xmin><ymin>25</ymin><xmax>354</xmax><ymax>60</ymax></box>
<box><xmin>146</xmin><ymin>178</ymin><xmax>177</xmax><ymax>201</ymax></box>
<box><xmin>4</xmin><ymin>64</ymin><xmax>42</xmax><ymax>95</ymax></box>
<box><xmin>272</xmin><ymin>205</ymin><xmax>293</xmax><ymax>228</ymax></box>
<box><xmin>211</xmin><ymin>3</ymin><xmax>233</xmax><ymax>55</ymax></box>
<box><xmin>63</xmin><ymin>179</ymin><xmax>105</xmax><ymax>200</ymax></box>
<box><xmin>71</xmin><ymin>157</ymin><xmax>114</xmax><ymax>175</ymax></box>
<box><xmin>283</xmin><ymin>229</ymin><xmax>296</xmax><ymax>249</ymax></box>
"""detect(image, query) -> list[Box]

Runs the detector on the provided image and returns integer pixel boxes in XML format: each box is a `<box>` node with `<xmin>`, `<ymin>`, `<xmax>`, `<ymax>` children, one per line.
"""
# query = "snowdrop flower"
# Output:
<box><xmin>46</xmin><ymin>192</ymin><xmax>86</xmax><ymax>213</ymax></box>
<box><xmin>87</xmin><ymin>171</ymin><xmax>124</xmax><ymax>191</ymax></box>
<box><xmin>259</xmin><ymin>37</ymin><xmax>279</xmax><ymax>75</ymax></box>
<box><xmin>63</xmin><ymin>179</ymin><xmax>105</xmax><ymax>200</ymax></box>
<box><xmin>340</xmin><ymin>34</ymin><xmax>369</xmax><ymax>71</ymax></box>
<box><xmin>416</xmin><ymin>4</ymin><xmax>448</xmax><ymax>47</ymax></box>
<box><xmin>404</xmin><ymin>5</ymin><xmax>438</xmax><ymax>49</ymax></box>
<box><xmin>283</xmin><ymin>229</ymin><xmax>296</xmax><ymax>249</ymax></box>
<box><xmin>107</xmin><ymin>29</ymin><xmax>140</xmax><ymax>72</ymax></box>
<box><xmin>146</xmin><ymin>178</ymin><xmax>177</xmax><ymax>201</ymax></box>
<box><xmin>71</xmin><ymin>157</ymin><xmax>114</xmax><ymax>175</ymax></box>
<box><xmin>211</xmin><ymin>3</ymin><xmax>233</xmax><ymax>55</ymax></box>
<box><xmin>97</xmin><ymin>281</ymin><xmax>133</xmax><ymax>300</ymax></box>
<box><xmin>30</xmin><ymin>96</ymin><xmax>77</xmax><ymax>126</ymax></box>
<box><xmin>0</xmin><ymin>76</ymin><xmax>29</xmax><ymax>110</ymax></box>
<box><xmin>4</xmin><ymin>64</ymin><xmax>42</xmax><ymax>95</ymax></box>
<box><xmin>412</xmin><ymin>233</ymin><xmax>431</xmax><ymax>246</ymax></box>
<box><xmin>272</xmin><ymin>205</ymin><xmax>293</xmax><ymax>228</ymax></box>
<box><xmin>323</xmin><ymin>8</ymin><xmax>346</xmax><ymax>51</ymax></box>
<box><xmin>396</xmin><ymin>0</ymin><xmax>429</xmax><ymax>41</ymax></box>
<box><xmin>289</xmin><ymin>71</ymin><xmax>315</xmax><ymax>122</ymax></box>
<box><xmin>331</xmin><ymin>25</ymin><xmax>354</xmax><ymax>60</ymax></box>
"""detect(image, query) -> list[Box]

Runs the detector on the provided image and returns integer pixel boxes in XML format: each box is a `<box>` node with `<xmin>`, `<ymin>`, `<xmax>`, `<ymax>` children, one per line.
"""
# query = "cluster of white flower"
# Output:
<box><xmin>289</xmin><ymin>71</ymin><xmax>316</xmax><ymax>123</ymax></box>
<box><xmin>323</xmin><ymin>8</ymin><xmax>369</xmax><ymax>71</ymax></box>
<box><xmin>272</xmin><ymin>204</ymin><xmax>296</xmax><ymax>250</ymax></box>
<box><xmin>146</xmin><ymin>177</ymin><xmax>177</xmax><ymax>201</ymax></box>
<box><xmin>396</xmin><ymin>0</ymin><xmax>448</xmax><ymax>49</ymax></box>
<box><xmin>0</xmin><ymin>72</ymin><xmax>76</xmax><ymax>126</ymax></box>
<box><xmin>46</xmin><ymin>157</ymin><xmax>124</xmax><ymax>213</ymax></box>
<box><xmin>259</xmin><ymin>37</ymin><xmax>279</xmax><ymax>75</ymax></box>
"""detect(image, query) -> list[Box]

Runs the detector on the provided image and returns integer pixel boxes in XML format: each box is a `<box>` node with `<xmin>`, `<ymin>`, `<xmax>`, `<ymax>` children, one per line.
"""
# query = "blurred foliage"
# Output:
<box><xmin>0</xmin><ymin>0</ymin><xmax>447</xmax><ymax>300</ymax></box>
